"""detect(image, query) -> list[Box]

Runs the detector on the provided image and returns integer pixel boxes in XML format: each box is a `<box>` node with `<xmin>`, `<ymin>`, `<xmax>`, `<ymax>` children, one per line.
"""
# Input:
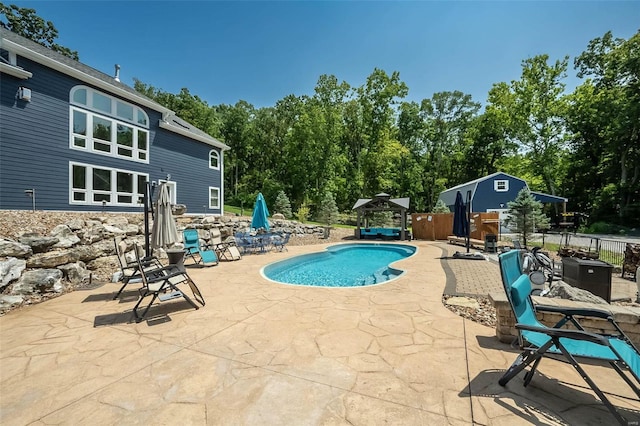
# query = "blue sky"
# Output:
<box><xmin>10</xmin><ymin>1</ymin><xmax>640</xmax><ymax>108</ymax></box>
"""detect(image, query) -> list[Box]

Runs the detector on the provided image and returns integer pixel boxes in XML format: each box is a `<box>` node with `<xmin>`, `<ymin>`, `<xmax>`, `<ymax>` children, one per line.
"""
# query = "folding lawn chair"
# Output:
<box><xmin>497</xmin><ymin>249</ymin><xmax>640</xmax><ymax>424</ymax></box>
<box><xmin>182</xmin><ymin>228</ymin><xmax>219</xmax><ymax>266</ymax></box>
<box><xmin>131</xmin><ymin>244</ymin><xmax>205</xmax><ymax>322</ymax></box>
<box><xmin>208</xmin><ymin>228</ymin><xmax>241</xmax><ymax>261</ymax></box>
<box><xmin>112</xmin><ymin>236</ymin><xmax>163</xmax><ymax>300</ymax></box>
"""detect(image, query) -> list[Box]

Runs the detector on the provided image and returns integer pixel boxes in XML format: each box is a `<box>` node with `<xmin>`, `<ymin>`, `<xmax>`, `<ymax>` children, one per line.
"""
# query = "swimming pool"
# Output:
<box><xmin>262</xmin><ymin>243</ymin><xmax>416</xmax><ymax>287</ymax></box>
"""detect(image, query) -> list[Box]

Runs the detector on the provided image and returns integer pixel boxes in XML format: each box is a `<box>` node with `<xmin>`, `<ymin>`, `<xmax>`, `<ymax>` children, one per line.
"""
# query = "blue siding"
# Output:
<box><xmin>472</xmin><ymin>174</ymin><xmax>527</xmax><ymax>212</ymax></box>
<box><xmin>1</xmin><ymin>56</ymin><xmax>223</xmax><ymax>214</ymax></box>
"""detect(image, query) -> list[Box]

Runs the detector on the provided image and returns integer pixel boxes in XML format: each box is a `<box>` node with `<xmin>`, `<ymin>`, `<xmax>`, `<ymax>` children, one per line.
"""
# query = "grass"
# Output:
<box><xmin>224</xmin><ymin>205</ymin><xmax>247</xmax><ymax>216</ymax></box>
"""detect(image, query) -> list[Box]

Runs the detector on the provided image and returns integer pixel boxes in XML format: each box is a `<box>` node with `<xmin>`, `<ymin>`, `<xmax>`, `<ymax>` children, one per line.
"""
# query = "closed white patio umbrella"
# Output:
<box><xmin>151</xmin><ymin>182</ymin><xmax>179</xmax><ymax>251</ymax></box>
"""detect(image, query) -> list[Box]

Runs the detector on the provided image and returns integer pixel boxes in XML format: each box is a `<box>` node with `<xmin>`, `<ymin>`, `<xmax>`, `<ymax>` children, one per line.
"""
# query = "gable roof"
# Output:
<box><xmin>352</xmin><ymin>193</ymin><xmax>410</xmax><ymax>210</ymax></box>
<box><xmin>1</xmin><ymin>27</ymin><xmax>229</xmax><ymax>151</ymax></box>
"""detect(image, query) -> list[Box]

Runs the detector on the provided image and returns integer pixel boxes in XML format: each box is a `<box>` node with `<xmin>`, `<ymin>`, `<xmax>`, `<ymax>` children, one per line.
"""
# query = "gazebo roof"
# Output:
<box><xmin>352</xmin><ymin>195</ymin><xmax>410</xmax><ymax>210</ymax></box>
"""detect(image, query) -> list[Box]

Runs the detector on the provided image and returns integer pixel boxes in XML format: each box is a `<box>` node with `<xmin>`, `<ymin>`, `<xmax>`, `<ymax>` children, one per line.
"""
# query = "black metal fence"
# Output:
<box><xmin>596</xmin><ymin>238</ymin><xmax>628</xmax><ymax>267</ymax></box>
<box><xmin>528</xmin><ymin>233</ymin><xmax>631</xmax><ymax>267</ymax></box>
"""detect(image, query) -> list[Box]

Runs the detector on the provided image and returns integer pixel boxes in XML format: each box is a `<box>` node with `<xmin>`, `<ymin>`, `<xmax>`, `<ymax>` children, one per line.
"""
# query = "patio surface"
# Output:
<box><xmin>1</xmin><ymin>240</ymin><xmax>639</xmax><ymax>425</ymax></box>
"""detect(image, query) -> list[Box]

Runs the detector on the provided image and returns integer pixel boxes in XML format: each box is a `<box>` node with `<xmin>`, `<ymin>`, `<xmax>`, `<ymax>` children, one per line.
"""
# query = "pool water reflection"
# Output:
<box><xmin>262</xmin><ymin>243</ymin><xmax>416</xmax><ymax>287</ymax></box>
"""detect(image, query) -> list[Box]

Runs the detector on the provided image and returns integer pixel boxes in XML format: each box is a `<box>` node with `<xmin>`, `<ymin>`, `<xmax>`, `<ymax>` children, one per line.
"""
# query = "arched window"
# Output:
<box><xmin>209</xmin><ymin>149</ymin><xmax>220</xmax><ymax>170</ymax></box>
<box><xmin>69</xmin><ymin>86</ymin><xmax>149</xmax><ymax>163</ymax></box>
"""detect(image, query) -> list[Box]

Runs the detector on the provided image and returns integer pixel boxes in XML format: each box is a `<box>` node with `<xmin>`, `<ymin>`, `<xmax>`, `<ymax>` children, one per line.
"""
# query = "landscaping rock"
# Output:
<box><xmin>58</xmin><ymin>261</ymin><xmax>90</xmax><ymax>285</ymax></box>
<box><xmin>19</xmin><ymin>234</ymin><xmax>59</xmax><ymax>253</ymax></box>
<box><xmin>445</xmin><ymin>296</ymin><xmax>480</xmax><ymax>309</ymax></box>
<box><xmin>50</xmin><ymin>225</ymin><xmax>81</xmax><ymax>248</ymax></box>
<box><xmin>12</xmin><ymin>269</ymin><xmax>64</xmax><ymax>294</ymax></box>
<box><xmin>26</xmin><ymin>249</ymin><xmax>78</xmax><ymax>268</ymax></box>
<box><xmin>0</xmin><ymin>295</ymin><xmax>24</xmax><ymax>312</ymax></box>
<box><xmin>545</xmin><ymin>281</ymin><xmax>608</xmax><ymax>304</ymax></box>
<box><xmin>0</xmin><ymin>239</ymin><xmax>32</xmax><ymax>258</ymax></box>
<box><xmin>0</xmin><ymin>257</ymin><xmax>26</xmax><ymax>288</ymax></box>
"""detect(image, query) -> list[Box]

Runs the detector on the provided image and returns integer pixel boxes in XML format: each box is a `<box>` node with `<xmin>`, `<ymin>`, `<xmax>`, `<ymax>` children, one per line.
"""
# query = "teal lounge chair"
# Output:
<box><xmin>182</xmin><ymin>229</ymin><xmax>218</xmax><ymax>266</ymax></box>
<box><xmin>498</xmin><ymin>250</ymin><xmax>640</xmax><ymax>424</ymax></box>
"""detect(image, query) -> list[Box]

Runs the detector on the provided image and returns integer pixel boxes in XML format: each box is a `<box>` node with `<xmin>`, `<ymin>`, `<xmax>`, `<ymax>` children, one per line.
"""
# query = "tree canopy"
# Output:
<box><xmin>3</xmin><ymin>5</ymin><xmax>637</xmax><ymax>227</ymax></box>
<box><xmin>0</xmin><ymin>3</ymin><xmax>79</xmax><ymax>60</ymax></box>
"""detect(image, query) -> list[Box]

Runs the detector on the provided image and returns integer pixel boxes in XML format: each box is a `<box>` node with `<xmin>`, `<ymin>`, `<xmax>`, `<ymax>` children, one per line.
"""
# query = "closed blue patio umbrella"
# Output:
<box><xmin>452</xmin><ymin>191</ymin><xmax>470</xmax><ymax>253</ymax></box>
<box><xmin>251</xmin><ymin>192</ymin><xmax>270</xmax><ymax>231</ymax></box>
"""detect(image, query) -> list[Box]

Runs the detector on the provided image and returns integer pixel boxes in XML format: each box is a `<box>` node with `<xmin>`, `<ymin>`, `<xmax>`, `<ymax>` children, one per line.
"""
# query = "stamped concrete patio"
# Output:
<box><xmin>1</xmin><ymin>240</ymin><xmax>639</xmax><ymax>425</ymax></box>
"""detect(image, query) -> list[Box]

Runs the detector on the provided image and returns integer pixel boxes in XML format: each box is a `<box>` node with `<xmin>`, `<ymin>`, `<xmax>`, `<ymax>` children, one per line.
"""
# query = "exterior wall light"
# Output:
<box><xmin>17</xmin><ymin>87</ymin><xmax>32</xmax><ymax>102</ymax></box>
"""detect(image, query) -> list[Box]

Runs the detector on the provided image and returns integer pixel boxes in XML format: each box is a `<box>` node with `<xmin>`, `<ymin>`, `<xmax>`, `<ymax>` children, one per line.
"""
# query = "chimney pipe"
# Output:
<box><xmin>114</xmin><ymin>64</ymin><xmax>121</xmax><ymax>82</ymax></box>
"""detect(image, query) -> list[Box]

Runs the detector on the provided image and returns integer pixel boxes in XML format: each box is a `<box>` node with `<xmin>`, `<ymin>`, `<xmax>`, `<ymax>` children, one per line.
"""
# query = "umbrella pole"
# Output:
<box><xmin>144</xmin><ymin>181</ymin><xmax>151</xmax><ymax>257</ymax></box>
<box><xmin>466</xmin><ymin>191</ymin><xmax>471</xmax><ymax>254</ymax></box>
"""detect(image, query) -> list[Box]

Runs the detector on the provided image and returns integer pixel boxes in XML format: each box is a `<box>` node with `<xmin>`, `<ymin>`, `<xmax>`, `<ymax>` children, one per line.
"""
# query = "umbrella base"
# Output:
<box><xmin>453</xmin><ymin>251</ymin><xmax>486</xmax><ymax>260</ymax></box>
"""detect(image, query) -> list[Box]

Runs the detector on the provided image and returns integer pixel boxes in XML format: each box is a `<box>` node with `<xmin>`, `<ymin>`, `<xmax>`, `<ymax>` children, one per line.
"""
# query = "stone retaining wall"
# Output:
<box><xmin>0</xmin><ymin>214</ymin><xmax>326</xmax><ymax>313</ymax></box>
<box><xmin>490</xmin><ymin>291</ymin><xmax>640</xmax><ymax>348</ymax></box>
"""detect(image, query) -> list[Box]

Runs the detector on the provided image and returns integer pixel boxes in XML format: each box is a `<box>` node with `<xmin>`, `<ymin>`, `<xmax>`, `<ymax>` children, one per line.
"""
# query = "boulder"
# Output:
<box><xmin>19</xmin><ymin>234</ymin><xmax>59</xmax><ymax>253</ymax></box>
<box><xmin>123</xmin><ymin>224</ymin><xmax>139</xmax><ymax>236</ymax></box>
<box><xmin>78</xmin><ymin>224</ymin><xmax>106</xmax><ymax>244</ymax></box>
<box><xmin>103</xmin><ymin>224</ymin><xmax>127</xmax><ymax>235</ymax></box>
<box><xmin>66</xmin><ymin>218</ymin><xmax>85</xmax><ymax>231</ymax></box>
<box><xmin>12</xmin><ymin>269</ymin><xmax>64</xmax><ymax>294</ymax></box>
<box><xmin>545</xmin><ymin>281</ymin><xmax>608</xmax><ymax>304</ymax></box>
<box><xmin>70</xmin><ymin>239</ymin><xmax>113</xmax><ymax>263</ymax></box>
<box><xmin>26</xmin><ymin>249</ymin><xmax>78</xmax><ymax>268</ymax></box>
<box><xmin>272</xmin><ymin>213</ymin><xmax>285</xmax><ymax>220</ymax></box>
<box><xmin>0</xmin><ymin>257</ymin><xmax>26</xmax><ymax>289</ymax></box>
<box><xmin>58</xmin><ymin>261</ymin><xmax>90</xmax><ymax>285</ymax></box>
<box><xmin>105</xmin><ymin>216</ymin><xmax>129</xmax><ymax>229</ymax></box>
<box><xmin>50</xmin><ymin>225</ymin><xmax>81</xmax><ymax>248</ymax></box>
<box><xmin>0</xmin><ymin>239</ymin><xmax>32</xmax><ymax>258</ymax></box>
<box><xmin>0</xmin><ymin>295</ymin><xmax>24</xmax><ymax>312</ymax></box>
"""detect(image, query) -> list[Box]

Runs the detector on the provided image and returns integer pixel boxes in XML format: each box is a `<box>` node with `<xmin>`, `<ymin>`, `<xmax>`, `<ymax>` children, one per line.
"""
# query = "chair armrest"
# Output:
<box><xmin>515</xmin><ymin>323</ymin><xmax>610</xmax><ymax>346</ymax></box>
<box><xmin>535</xmin><ymin>304</ymin><xmax>613</xmax><ymax>320</ymax></box>
<box><xmin>145</xmin><ymin>268</ymin><xmax>188</xmax><ymax>284</ymax></box>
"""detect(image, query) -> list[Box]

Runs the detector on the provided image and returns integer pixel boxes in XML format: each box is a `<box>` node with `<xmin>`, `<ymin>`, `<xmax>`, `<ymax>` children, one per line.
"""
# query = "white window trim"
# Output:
<box><xmin>69</xmin><ymin>161</ymin><xmax>148</xmax><ymax>207</ymax></box>
<box><xmin>209</xmin><ymin>149</ymin><xmax>220</xmax><ymax>170</ymax></box>
<box><xmin>209</xmin><ymin>186</ymin><xmax>220</xmax><ymax>209</ymax></box>
<box><xmin>158</xmin><ymin>180</ymin><xmax>177</xmax><ymax>205</ymax></box>
<box><xmin>69</xmin><ymin>106</ymin><xmax>149</xmax><ymax>164</ymax></box>
<box><xmin>494</xmin><ymin>179</ymin><xmax>509</xmax><ymax>192</ymax></box>
<box><xmin>70</xmin><ymin>85</ymin><xmax>149</xmax><ymax>127</ymax></box>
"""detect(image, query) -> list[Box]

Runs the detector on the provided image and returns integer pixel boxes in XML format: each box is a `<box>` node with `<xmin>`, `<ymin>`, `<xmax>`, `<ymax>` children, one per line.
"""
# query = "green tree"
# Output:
<box><xmin>273</xmin><ymin>190</ymin><xmax>292</xmax><ymax>219</ymax></box>
<box><xmin>487</xmin><ymin>55</ymin><xmax>569</xmax><ymax>199</ymax></box>
<box><xmin>504</xmin><ymin>188</ymin><xmax>550</xmax><ymax>248</ymax></box>
<box><xmin>432</xmin><ymin>199</ymin><xmax>450</xmax><ymax>213</ymax></box>
<box><xmin>569</xmin><ymin>30</ymin><xmax>640</xmax><ymax>225</ymax></box>
<box><xmin>413</xmin><ymin>91</ymin><xmax>481</xmax><ymax>210</ymax></box>
<box><xmin>0</xmin><ymin>3</ymin><xmax>78</xmax><ymax>60</ymax></box>
<box><xmin>317</xmin><ymin>192</ymin><xmax>340</xmax><ymax>226</ymax></box>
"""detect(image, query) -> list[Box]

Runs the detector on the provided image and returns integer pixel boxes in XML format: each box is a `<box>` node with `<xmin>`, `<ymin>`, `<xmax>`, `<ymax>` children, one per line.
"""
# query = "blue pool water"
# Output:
<box><xmin>262</xmin><ymin>243</ymin><xmax>416</xmax><ymax>287</ymax></box>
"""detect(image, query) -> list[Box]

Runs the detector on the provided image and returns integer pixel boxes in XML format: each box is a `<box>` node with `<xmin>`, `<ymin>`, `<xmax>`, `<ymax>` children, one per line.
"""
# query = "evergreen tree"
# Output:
<box><xmin>504</xmin><ymin>188</ymin><xmax>550</xmax><ymax>247</ymax></box>
<box><xmin>273</xmin><ymin>190</ymin><xmax>292</xmax><ymax>219</ymax></box>
<box><xmin>318</xmin><ymin>192</ymin><xmax>340</xmax><ymax>226</ymax></box>
<box><xmin>432</xmin><ymin>199</ymin><xmax>450</xmax><ymax>213</ymax></box>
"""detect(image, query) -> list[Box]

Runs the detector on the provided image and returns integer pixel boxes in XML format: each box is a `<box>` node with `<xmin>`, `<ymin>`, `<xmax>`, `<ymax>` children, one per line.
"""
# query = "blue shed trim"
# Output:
<box><xmin>438</xmin><ymin>172</ymin><xmax>568</xmax><ymax>213</ymax></box>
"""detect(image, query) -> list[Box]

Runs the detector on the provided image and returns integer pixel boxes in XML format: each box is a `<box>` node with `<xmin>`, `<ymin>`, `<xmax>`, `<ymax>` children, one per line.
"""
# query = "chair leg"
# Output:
<box><xmin>556</xmin><ymin>343</ymin><xmax>629</xmax><ymax>425</ymax></box>
<box><xmin>133</xmin><ymin>292</ymin><xmax>159</xmax><ymax>322</ymax></box>
<box><xmin>113</xmin><ymin>281</ymin><xmax>129</xmax><ymax>300</ymax></box>
<box><xmin>499</xmin><ymin>350</ymin><xmax>542</xmax><ymax>386</ymax></box>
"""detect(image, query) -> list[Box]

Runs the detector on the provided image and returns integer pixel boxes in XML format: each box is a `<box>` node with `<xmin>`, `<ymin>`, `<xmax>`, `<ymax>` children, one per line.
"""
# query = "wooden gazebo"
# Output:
<box><xmin>352</xmin><ymin>193</ymin><xmax>410</xmax><ymax>241</ymax></box>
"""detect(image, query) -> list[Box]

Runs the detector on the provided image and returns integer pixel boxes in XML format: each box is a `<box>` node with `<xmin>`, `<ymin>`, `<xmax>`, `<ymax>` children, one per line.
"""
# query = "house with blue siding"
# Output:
<box><xmin>0</xmin><ymin>28</ymin><xmax>229</xmax><ymax>214</ymax></box>
<box><xmin>438</xmin><ymin>172</ymin><xmax>567</xmax><ymax>225</ymax></box>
